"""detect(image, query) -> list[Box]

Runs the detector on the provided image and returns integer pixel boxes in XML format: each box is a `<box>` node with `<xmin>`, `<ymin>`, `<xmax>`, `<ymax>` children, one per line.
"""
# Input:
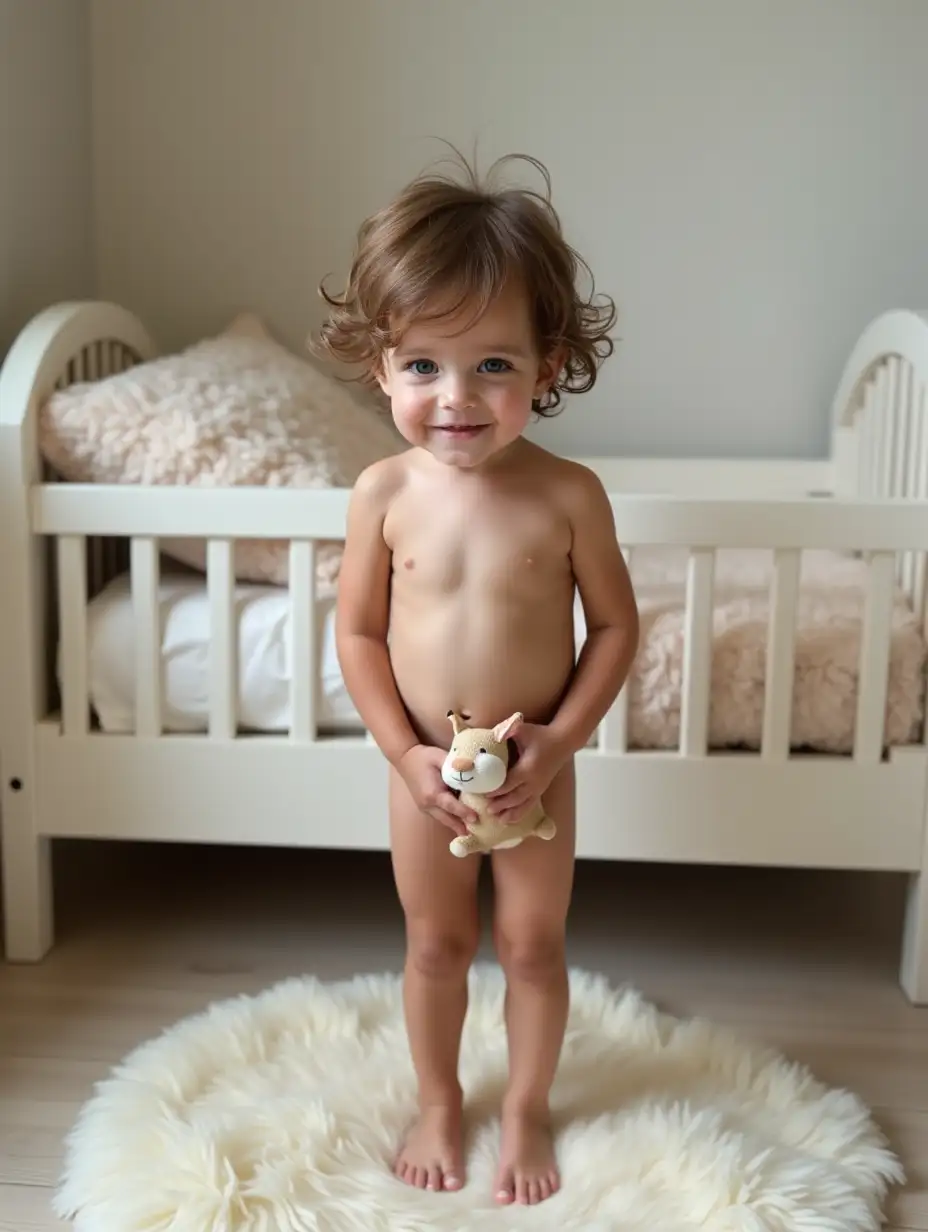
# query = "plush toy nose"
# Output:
<box><xmin>452</xmin><ymin>757</ymin><xmax>474</xmax><ymax>772</ymax></box>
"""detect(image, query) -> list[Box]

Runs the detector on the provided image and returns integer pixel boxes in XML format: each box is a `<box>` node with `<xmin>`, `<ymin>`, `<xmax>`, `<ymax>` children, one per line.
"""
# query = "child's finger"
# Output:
<box><xmin>488</xmin><ymin>775</ymin><xmax>524</xmax><ymax>800</ymax></box>
<box><xmin>489</xmin><ymin>785</ymin><xmax>528</xmax><ymax>811</ymax></box>
<box><xmin>430</xmin><ymin>806</ymin><xmax>467</xmax><ymax>836</ymax></box>
<box><xmin>442</xmin><ymin>793</ymin><xmax>478</xmax><ymax>826</ymax></box>
<box><xmin>498</xmin><ymin>795</ymin><xmax>534</xmax><ymax>822</ymax></box>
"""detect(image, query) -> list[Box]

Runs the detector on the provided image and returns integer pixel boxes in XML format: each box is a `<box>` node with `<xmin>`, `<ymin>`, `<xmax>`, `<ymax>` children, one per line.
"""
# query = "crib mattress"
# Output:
<box><xmin>77</xmin><ymin>548</ymin><xmax>927</xmax><ymax>752</ymax></box>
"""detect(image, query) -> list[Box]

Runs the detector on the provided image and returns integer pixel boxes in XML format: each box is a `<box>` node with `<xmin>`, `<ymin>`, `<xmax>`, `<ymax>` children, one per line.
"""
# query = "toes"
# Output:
<box><xmin>495</xmin><ymin>1169</ymin><xmax>515</xmax><ymax>1204</ymax></box>
<box><xmin>442</xmin><ymin>1170</ymin><xmax>463</xmax><ymax>1191</ymax></box>
<box><xmin>426</xmin><ymin>1164</ymin><xmax>442</xmax><ymax>1191</ymax></box>
<box><xmin>508</xmin><ymin>1172</ymin><xmax>558</xmax><ymax>1205</ymax></box>
<box><xmin>516</xmin><ymin>1176</ymin><xmax>531</xmax><ymax>1205</ymax></box>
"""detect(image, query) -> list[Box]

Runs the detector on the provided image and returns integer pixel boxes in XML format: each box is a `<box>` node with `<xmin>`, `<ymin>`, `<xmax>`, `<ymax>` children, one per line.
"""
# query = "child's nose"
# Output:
<box><xmin>452</xmin><ymin>757</ymin><xmax>474</xmax><ymax>772</ymax></box>
<box><xmin>440</xmin><ymin>374</ymin><xmax>475</xmax><ymax>409</ymax></box>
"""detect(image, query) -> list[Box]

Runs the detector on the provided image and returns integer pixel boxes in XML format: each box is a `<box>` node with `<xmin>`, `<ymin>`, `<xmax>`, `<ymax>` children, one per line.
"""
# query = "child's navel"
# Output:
<box><xmin>404</xmin><ymin>558</ymin><xmax>415</xmax><ymax>570</ymax></box>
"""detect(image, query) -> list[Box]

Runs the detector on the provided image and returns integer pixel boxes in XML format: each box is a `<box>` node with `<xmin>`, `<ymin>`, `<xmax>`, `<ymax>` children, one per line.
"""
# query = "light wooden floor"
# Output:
<box><xmin>1</xmin><ymin>840</ymin><xmax>927</xmax><ymax>1229</ymax></box>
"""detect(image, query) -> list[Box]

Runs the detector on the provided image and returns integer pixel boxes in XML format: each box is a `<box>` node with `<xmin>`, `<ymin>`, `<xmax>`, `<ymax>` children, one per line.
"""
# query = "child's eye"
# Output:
<box><xmin>478</xmin><ymin>358</ymin><xmax>512</xmax><ymax>374</ymax></box>
<box><xmin>406</xmin><ymin>359</ymin><xmax>437</xmax><ymax>376</ymax></box>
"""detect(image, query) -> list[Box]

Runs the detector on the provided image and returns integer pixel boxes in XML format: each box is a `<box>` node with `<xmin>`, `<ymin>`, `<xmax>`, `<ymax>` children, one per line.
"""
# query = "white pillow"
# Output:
<box><xmin>38</xmin><ymin>314</ymin><xmax>401</xmax><ymax>588</ymax></box>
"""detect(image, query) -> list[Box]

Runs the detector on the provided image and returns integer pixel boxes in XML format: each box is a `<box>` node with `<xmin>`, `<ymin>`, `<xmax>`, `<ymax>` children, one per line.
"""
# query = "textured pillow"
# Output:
<box><xmin>38</xmin><ymin>314</ymin><xmax>401</xmax><ymax>589</ymax></box>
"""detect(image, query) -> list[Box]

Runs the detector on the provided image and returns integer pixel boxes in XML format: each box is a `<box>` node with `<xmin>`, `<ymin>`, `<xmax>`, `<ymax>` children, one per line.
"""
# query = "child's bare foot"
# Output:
<box><xmin>495</xmin><ymin>1103</ymin><xmax>560</xmax><ymax>1205</ymax></box>
<box><xmin>394</xmin><ymin>1102</ymin><xmax>464</xmax><ymax>1192</ymax></box>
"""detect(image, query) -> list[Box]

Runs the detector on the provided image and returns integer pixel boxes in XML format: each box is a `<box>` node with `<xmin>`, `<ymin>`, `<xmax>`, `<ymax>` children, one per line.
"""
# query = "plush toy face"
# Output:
<box><xmin>441</xmin><ymin>711</ymin><xmax>523</xmax><ymax>796</ymax></box>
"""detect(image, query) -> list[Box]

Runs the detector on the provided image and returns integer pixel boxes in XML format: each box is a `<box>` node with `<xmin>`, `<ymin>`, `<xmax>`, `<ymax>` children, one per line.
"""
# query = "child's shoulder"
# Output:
<box><xmin>351</xmin><ymin>450</ymin><xmax>414</xmax><ymax>509</ymax></box>
<box><xmin>521</xmin><ymin>443</ymin><xmax>609</xmax><ymax>503</ymax></box>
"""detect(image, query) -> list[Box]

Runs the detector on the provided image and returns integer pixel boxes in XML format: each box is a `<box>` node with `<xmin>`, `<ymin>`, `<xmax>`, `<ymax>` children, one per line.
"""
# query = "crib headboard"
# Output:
<box><xmin>830</xmin><ymin>309</ymin><xmax>928</xmax><ymax>621</ymax></box>
<box><xmin>0</xmin><ymin>302</ymin><xmax>157</xmax><ymax>722</ymax></box>
<box><xmin>831</xmin><ymin>309</ymin><xmax>928</xmax><ymax>502</ymax></box>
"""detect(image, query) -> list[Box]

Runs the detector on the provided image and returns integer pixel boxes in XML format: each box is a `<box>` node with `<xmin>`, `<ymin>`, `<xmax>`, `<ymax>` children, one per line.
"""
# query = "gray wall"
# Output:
<box><xmin>83</xmin><ymin>1</ymin><xmax>928</xmax><ymax>456</ymax></box>
<box><xmin>0</xmin><ymin>0</ymin><xmax>94</xmax><ymax>355</ymax></box>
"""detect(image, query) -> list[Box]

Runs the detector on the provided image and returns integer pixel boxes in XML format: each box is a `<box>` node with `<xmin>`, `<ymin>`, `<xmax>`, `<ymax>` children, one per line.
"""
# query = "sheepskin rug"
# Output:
<box><xmin>55</xmin><ymin>966</ymin><xmax>903</xmax><ymax>1231</ymax></box>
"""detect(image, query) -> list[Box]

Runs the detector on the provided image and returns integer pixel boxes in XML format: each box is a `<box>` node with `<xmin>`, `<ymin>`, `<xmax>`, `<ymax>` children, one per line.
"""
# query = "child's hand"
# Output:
<box><xmin>487</xmin><ymin>723</ymin><xmax>570</xmax><ymax>824</ymax></box>
<box><xmin>397</xmin><ymin>744</ymin><xmax>478</xmax><ymax>837</ymax></box>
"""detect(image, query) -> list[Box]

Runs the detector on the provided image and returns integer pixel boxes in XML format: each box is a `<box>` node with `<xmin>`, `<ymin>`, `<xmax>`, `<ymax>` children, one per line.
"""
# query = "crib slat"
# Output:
<box><xmin>58</xmin><ymin>536</ymin><xmax>89</xmax><ymax>736</ymax></box>
<box><xmin>680</xmin><ymin>548</ymin><xmax>715</xmax><ymax>757</ymax></box>
<box><xmin>864</xmin><ymin>372</ymin><xmax>878</xmax><ymax>496</ymax></box>
<box><xmin>892</xmin><ymin>361</ymin><xmax>909</xmax><ymax>585</ymax></box>
<box><xmin>914</xmin><ymin>383</ymin><xmax>928</xmax><ymax>633</ymax></box>
<box><xmin>879</xmin><ymin>359</ymin><xmax>898</xmax><ymax>499</ymax></box>
<box><xmin>208</xmin><ymin>539</ymin><xmax>237</xmax><ymax>740</ymax></box>
<box><xmin>289</xmin><ymin>540</ymin><xmax>317</xmax><ymax>742</ymax></box>
<box><xmin>761</xmin><ymin>549</ymin><xmax>801</xmax><ymax>762</ymax></box>
<box><xmin>902</xmin><ymin>366</ymin><xmax>919</xmax><ymax>592</ymax></box>
<box><xmin>894</xmin><ymin>360</ymin><xmax>912</xmax><ymax>499</ymax></box>
<box><xmin>600</xmin><ymin>547</ymin><xmax>633</xmax><ymax>754</ymax></box>
<box><xmin>854</xmin><ymin>551</ymin><xmax>896</xmax><ymax>764</ymax></box>
<box><xmin>858</xmin><ymin>380</ymin><xmax>873</xmax><ymax>496</ymax></box>
<box><xmin>130</xmin><ymin>537</ymin><xmax>161</xmax><ymax>737</ymax></box>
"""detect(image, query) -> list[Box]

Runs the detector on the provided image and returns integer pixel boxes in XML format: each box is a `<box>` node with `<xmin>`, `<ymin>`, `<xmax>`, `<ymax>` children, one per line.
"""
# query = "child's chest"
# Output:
<box><xmin>387</xmin><ymin>490</ymin><xmax>573</xmax><ymax>597</ymax></box>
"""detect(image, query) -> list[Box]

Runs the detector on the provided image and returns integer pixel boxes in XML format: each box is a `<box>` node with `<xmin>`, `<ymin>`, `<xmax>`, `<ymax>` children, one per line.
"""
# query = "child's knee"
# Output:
<box><xmin>408</xmin><ymin>924</ymin><xmax>478</xmax><ymax>980</ymax></box>
<box><xmin>495</xmin><ymin>924</ymin><xmax>565</xmax><ymax>984</ymax></box>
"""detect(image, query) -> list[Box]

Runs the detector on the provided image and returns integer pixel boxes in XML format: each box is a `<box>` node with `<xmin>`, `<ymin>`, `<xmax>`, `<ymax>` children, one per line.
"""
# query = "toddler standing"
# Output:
<box><xmin>319</xmin><ymin>153</ymin><xmax>639</xmax><ymax>1206</ymax></box>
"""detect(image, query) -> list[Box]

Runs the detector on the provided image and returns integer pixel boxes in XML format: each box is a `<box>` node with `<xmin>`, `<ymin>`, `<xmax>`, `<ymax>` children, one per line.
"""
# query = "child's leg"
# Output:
<box><xmin>389</xmin><ymin>767</ymin><xmax>482</xmax><ymax>1192</ymax></box>
<box><xmin>490</xmin><ymin>758</ymin><xmax>576</xmax><ymax>1206</ymax></box>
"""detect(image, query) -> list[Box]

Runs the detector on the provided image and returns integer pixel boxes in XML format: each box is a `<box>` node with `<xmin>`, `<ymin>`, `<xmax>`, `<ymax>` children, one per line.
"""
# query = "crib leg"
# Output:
<box><xmin>901</xmin><ymin>872</ymin><xmax>928</xmax><ymax>1005</ymax></box>
<box><xmin>1</xmin><ymin>788</ymin><xmax>54</xmax><ymax>961</ymax></box>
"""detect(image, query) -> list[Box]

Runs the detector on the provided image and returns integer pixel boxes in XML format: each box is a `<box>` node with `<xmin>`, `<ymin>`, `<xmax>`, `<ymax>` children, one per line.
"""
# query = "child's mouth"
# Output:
<box><xmin>434</xmin><ymin>425</ymin><xmax>488</xmax><ymax>439</ymax></box>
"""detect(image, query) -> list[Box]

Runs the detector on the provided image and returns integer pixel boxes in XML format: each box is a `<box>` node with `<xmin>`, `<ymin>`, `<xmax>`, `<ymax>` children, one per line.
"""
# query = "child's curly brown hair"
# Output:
<box><xmin>315</xmin><ymin>150</ymin><xmax>616</xmax><ymax>415</ymax></box>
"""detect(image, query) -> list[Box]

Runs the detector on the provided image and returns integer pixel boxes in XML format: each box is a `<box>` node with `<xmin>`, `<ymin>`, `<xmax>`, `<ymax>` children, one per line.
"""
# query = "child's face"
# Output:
<box><xmin>377</xmin><ymin>282</ymin><xmax>561</xmax><ymax>469</ymax></box>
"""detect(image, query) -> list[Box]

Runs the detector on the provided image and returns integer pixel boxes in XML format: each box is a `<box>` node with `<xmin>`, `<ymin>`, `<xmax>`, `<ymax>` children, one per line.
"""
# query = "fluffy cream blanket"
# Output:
<box><xmin>623</xmin><ymin>547</ymin><xmax>926</xmax><ymax>753</ymax></box>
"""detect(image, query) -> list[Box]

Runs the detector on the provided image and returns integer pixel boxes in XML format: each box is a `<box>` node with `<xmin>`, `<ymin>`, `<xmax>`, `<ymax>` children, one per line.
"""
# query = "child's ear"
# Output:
<box><xmin>374</xmin><ymin>353</ymin><xmax>393</xmax><ymax>397</ymax></box>
<box><xmin>534</xmin><ymin>346</ymin><xmax>566</xmax><ymax>400</ymax></box>
<box><xmin>492</xmin><ymin>712</ymin><xmax>524</xmax><ymax>743</ymax></box>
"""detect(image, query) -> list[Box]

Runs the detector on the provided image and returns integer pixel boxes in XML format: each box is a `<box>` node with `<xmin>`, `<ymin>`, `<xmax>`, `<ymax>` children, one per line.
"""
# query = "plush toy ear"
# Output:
<box><xmin>447</xmin><ymin>710</ymin><xmax>466</xmax><ymax>736</ymax></box>
<box><xmin>492</xmin><ymin>712</ymin><xmax>524</xmax><ymax>744</ymax></box>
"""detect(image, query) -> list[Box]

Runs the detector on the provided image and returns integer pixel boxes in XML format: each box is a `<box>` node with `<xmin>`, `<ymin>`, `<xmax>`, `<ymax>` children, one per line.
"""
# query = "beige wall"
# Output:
<box><xmin>0</xmin><ymin>0</ymin><xmax>94</xmax><ymax>355</ymax></box>
<box><xmin>88</xmin><ymin>0</ymin><xmax>928</xmax><ymax>459</ymax></box>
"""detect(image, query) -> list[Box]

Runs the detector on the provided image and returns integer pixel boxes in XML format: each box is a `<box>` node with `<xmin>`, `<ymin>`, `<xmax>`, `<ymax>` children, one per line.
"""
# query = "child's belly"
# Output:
<box><xmin>389</xmin><ymin>592</ymin><xmax>577</xmax><ymax>749</ymax></box>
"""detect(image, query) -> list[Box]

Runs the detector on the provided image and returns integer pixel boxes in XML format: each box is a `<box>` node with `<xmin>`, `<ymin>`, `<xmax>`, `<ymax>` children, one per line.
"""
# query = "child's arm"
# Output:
<box><xmin>549</xmin><ymin>465</ymin><xmax>640</xmax><ymax>754</ymax></box>
<box><xmin>336</xmin><ymin>461</ymin><xmax>476</xmax><ymax>834</ymax></box>
<box><xmin>489</xmin><ymin>464</ymin><xmax>639</xmax><ymax>822</ymax></box>
<box><xmin>335</xmin><ymin>461</ymin><xmax>420</xmax><ymax>768</ymax></box>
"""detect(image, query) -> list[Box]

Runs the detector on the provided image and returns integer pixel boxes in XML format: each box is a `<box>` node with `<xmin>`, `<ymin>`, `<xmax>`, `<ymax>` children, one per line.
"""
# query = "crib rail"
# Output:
<box><xmin>34</xmin><ymin>484</ymin><xmax>928</xmax><ymax>549</ymax></box>
<box><xmin>36</xmin><ymin>484</ymin><xmax>928</xmax><ymax>763</ymax></box>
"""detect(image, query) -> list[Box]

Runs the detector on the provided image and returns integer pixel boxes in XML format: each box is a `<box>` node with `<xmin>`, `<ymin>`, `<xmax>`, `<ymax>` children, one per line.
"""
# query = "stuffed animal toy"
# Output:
<box><xmin>441</xmin><ymin>710</ymin><xmax>557</xmax><ymax>858</ymax></box>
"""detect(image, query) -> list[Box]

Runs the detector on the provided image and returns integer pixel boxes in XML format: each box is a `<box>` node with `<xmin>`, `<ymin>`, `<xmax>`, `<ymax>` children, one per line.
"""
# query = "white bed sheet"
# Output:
<box><xmin>76</xmin><ymin>550</ymin><xmax>927</xmax><ymax>752</ymax></box>
<box><xmin>80</xmin><ymin>573</ymin><xmax>361</xmax><ymax>735</ymax></box>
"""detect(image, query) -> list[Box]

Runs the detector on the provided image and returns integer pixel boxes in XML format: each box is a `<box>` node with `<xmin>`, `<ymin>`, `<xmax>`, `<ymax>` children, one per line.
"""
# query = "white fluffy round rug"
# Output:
<box><xmin>55</xmin><ymin>966</ymin><xmax>903</xmax><ymax>1231</ymax></box>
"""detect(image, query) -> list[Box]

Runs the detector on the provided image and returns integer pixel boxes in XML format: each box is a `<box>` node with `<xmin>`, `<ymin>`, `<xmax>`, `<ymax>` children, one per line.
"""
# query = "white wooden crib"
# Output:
<box><xmin>2</xmin><ymin>301</ymin><xmax>928</xmax><ymax>1000</ymax></box>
